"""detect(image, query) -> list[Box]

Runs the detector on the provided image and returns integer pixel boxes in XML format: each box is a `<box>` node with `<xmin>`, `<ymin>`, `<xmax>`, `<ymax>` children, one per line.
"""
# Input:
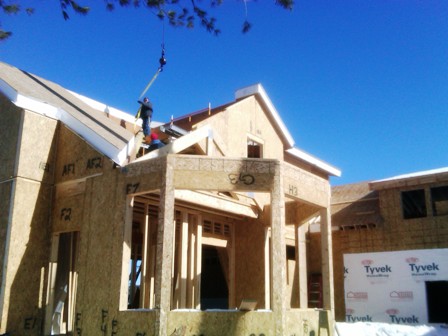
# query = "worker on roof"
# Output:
<box><xmin>148</xmin><ymin>132</ymin><xmax>164</xmax><ymax>151</ymax></box>
<box><xmin>137</xmin><ymin>97</ymin><xmax>153</xmax><ymax>143</ymax></box>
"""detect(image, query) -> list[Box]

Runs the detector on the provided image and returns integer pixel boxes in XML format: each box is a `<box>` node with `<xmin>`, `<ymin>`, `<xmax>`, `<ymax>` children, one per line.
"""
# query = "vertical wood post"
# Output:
<box><xmin>195</xmin><ymin>215</ymin><xmax>203</xmax><ymax>309</ymax></box>
<box><xmin>154</xmin><ymin>157</ymin><xmax>175</xmax><ymax>336</ymax></box>
<box><xmin>320</xmin><ymin>206</ymin><xmax>335</xmax><ymax>315</ymax></box>
<box><xmin>179</xmin><ymin>212</ymin><xmax>189</xmax><ymax>307</ymax></box>
<box><xmin>270</xmin><ymin>161</ymin><xmax>286</xmax><ymax>334</ymax></box>
<box><xmin>295</xmin><ymin>220</ymin><xmax>309</xmax><ymax>308</ymax></box>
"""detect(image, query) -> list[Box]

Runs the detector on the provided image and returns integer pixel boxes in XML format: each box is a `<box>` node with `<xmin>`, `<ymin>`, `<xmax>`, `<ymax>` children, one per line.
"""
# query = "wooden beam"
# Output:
<box><xmin>187</xmin><ymin>215</ymin><xmax>196</xmax><ymax>308</ymax></box>
<box><xmin>320</xmin><ymin>207</ymin><xmax>335</xmax><ymax>315</ymax></box>
<box><xmin>174</xmin><ymin>190</ymin><xmax>258</xmax><ymax>218</ymax></box>
<box><xmin>180</xmin><ymin>212</ymin><xmax>189</xmax><ymax>308</ymax></box>
<box><xmin>201</xmin><ymin>236</ymin><xmax>228</xmax><ymax>248</ymax></box>
<box><xmin>228</xmin><ymin>221</ymin><xmax>236</xmax><ymax>308</ymax></box>
<box><xmin>270</xmin><ymin>162</ymin><xmax>286</xmax><ymax>334</ymax></box>
<box><xmin>119</xmin><ymin>196</ymin><xmax>134</xmax><ymax>310</ymax></box>
<box><xmin>134</xmin><ymin>125</ymin><xmax>212</xmax><ymax>162</ymax></box>
<box><xmin>195</xmin><ymin>215</ymin><xmax>203</xmax><ymax>309</ymax></box>
<box><xmin>264</xmin><ymin>228</ymin><xmax>271</xmax><ymax>310</ymax></box>
<box><xmin>44</xmin><ymin>234</ymin><xmax>60</xmax><ymax>335</ymax></box>
<box><xmin>172</xmin><ymin>214</ymin><xmax>179</xmax><ymax>308</ymax></box>
<box><xmin>148</xmin><ymin>219</ymin><xmax>156</xmax><ymax>309</ymax></box>
<box><xmin>154</xmin><ymin>158</ymin><xmax>175</xmax><ymax>336</ymax></box>
<box><xmin>140</xmin><ymin>204</ymin><xmax>150</xmax><ymax>307</ymax></box>
<box><xmin>295</xmin><ymin>221</ymin><xmax>309</xmax><ymax>308</ymax></box>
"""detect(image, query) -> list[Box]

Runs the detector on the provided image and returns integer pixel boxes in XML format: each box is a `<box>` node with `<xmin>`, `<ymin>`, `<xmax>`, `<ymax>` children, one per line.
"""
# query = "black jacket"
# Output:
<box><xmin>138</xmin><ymin>100</ymin><xmax>153</xmax><ymax>119</ymax></box>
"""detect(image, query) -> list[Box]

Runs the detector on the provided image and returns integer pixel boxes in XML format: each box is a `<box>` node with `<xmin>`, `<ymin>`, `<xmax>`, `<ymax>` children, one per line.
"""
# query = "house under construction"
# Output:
<box><xmin>0</xmin><ymin>62</ymin><xmax>341</xmax><ymax>335</ymax></box>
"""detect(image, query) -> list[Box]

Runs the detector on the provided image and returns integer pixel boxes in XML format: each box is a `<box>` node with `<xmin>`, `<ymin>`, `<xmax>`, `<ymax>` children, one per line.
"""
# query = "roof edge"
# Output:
<box><xmin>0</xmin><ymin>78</ymin><xmax>132</xmax><ymax>166</ymax></box>
<box><xmin>68</xmin><ymin>90</ymin><xmax>137</xmax><ymax>124</ymax></box>
<box><xmin>235</xmin><ymin>84</ymin><xmax>295</xmax><ymax>147</ymax></box>
<box><xmin>370</xmin><ymin>167</ymin><xmax>448</xmax><ymax>189</ymax></box>
<box><xmin>286</xmin><ymin>147</ymin><xmax>342</xmax><ymax>177</ymax></box>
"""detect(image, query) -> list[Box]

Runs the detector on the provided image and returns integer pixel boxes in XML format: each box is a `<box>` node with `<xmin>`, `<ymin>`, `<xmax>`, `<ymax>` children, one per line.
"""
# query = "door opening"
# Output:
<box><xmin>200</xmin><ymin>246</ymin><xmax>229</xmax><ymax>310</ymax></box>
<box><xmin>426</xmin><ymin>280</ymin><xmax>448</xmax><ymax>323</ymax></box>
<box><xmin>49</xmin><ymin>232</ymin><xmax>79</xmax><ymax>335</ymax></box>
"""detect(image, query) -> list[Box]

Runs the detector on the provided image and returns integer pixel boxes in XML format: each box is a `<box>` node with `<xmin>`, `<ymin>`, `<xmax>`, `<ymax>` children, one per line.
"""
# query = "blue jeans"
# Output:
<box><xmin>142</xmin><ymin>117</ymin><xmax>150</xmax><ymax>136</ymax></box>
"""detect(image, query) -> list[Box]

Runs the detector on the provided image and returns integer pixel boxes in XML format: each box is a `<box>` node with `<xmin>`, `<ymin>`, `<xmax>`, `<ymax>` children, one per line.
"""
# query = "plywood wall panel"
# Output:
<box><xmin>0</xmin><ymin>94</ymin><xmax>22</xmax><ymax>181</ymax></box>
<box><xmin>234</xmin><ymin>218</ymin><xmax>267</xmax><ymax>309</ymax></box>
<box><xmin>55</xmin><ymin>125</ymin><xmax>107</xmax><ymax>184</ymax></box>
<box><xmin>52</xmin><ymin>191</ymin><xmax>85</xmax><ymax>233</ymax></box>
<box><xmin>226</xmin><ymin>96</ymin><xmax>285</xmax><ymax>160</ymax></box>
<box><xmin>0</xmin><ymin>181</ymin><xmax>13</xmax><ymax>297</ymax></box>
<box><xmin>1</xmin><ymin>179</ymin><xmax>52</xmax><ymax>335</ymax></box>
<box><xmin>15</xmin><ymin>110</ymin><xmax>58</xmax><ymax>184</ymax></box>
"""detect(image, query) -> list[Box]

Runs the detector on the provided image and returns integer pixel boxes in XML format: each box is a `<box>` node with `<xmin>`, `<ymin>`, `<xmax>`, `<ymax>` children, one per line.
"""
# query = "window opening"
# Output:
<box><xmin>286</xmin><ymin>245</ymin><xmax>295</xmax><ymax>260</ymax></box>
<box><xmin>401</xmin><ymin>189</ymin><xmax>427</xmax><ymax>219</ymax></box>
<box><xmin>128</xmin><ymin>220</ymin><xmax>143</xmax><ymax>308</ymax></box>
<box><xmin>128</xmin><ymin>203</ymin><xmax>158</xmax><ymax>309</ymax></box>
<box><xmin>431</xmin><ymin>186</ymin><xmax>448</xmax><ymax>216</ymax></box>
<box><xmin>247</xmin><ymin>139</ymin><xmax>262</xmax><ymax>158</ymax></box>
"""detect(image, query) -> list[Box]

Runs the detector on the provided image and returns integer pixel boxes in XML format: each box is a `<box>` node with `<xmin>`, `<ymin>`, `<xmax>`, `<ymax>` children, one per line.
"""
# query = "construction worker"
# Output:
<box><xmin>137</xmin><ymin>97</ymin><xmax>153</xmax><ymax>143</ymax></box>
<box><xmin>148</xmin><ymin>132</ymin><xmax>164</xmax><ymax>151</ymax></box>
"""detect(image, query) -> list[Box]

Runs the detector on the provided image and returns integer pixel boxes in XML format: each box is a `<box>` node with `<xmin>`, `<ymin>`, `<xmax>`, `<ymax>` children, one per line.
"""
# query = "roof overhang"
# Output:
<box><xmin>0</xmin><ymin>78</ymin><xmax>134</xmax><ymax>166</ymax></box>
<box><xmin>287</xmin><ymin>147</ymin><xmax>341</xmax><ymax>177</ymax></box>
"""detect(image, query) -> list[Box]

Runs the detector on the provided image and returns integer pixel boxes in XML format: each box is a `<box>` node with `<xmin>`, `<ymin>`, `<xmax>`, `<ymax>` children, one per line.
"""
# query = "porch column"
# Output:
<box><xmin>295</xmin><ymin>220</ymin><xmax>309</xmax><ymax>308</ymax></box>
<box><xmin>320</xmin><ymin>206</ymin><xmax>335</xmax><ymax>315</ymax></box>
<box><xmin>270</xmin><ymin>162</ymin><xmax>286</xmax><ymax>334</ymax></box>
<box><xmin>154</xmin><ymin>156</ymin><xmax>175</xmax><ymax>336</ymax></box>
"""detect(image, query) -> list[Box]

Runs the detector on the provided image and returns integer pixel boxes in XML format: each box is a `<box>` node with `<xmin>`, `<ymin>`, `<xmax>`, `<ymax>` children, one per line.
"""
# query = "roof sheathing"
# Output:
<box><xmin>0</xmin><ymin>62</ymin><xmax>134</xmax><ymax>166</ymax></box>
<box><xmin>370</xmin><ymin>167</ymin><xmax>448</xmax><ymax>190</ymax></box>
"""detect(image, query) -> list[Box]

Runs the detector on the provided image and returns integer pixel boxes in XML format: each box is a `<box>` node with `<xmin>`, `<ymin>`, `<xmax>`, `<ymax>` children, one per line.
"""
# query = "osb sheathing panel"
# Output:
<box><xmin>52</xmin><ymin>187</ymin><xmax>85</xmax><ymax>233</ymax></box>
<box><xmin>286</xmin><ymin>309</ymin><xmax>333</xmax><ymax>336</ymax></box>
<box><xmin>165</xmin><ymin>309</ymin><xmax>333</xmax><ymax>336</ymax></box>
<box><xmin>0</xmin><ymin>181</ymin><xmax>12</xmax><ymax>290</ymax></box>
<box><xmin>75</xmin><ymin>168</ymin><xmax>136</xmax><ymax>334</ymax></box>
<box><xmin>226</xmin><ymin>96</ymin><xmax>285</xmax><ymax>160</ymax></box>
<box><xmin>75</xmin><ymin>310</ymin><xmax>158</xmax><ymax>336</ymax></box>
<box><xmin>172</xmin><ymin>156</ymin><xmax>276</xmax><ymax>192</ymax></box>
<box><xmin>284</xmin><ymin>162</ymin><xmax>330</xmax><ymax>208</ymax></box>
<box><xmin>234</xmin><ymin>219</ymin><xmax>266</xmax><ymax>308</ymax></box>
<box><xmin>286</xmin><ymin>259</ymin><xmax>300</xmax><ymax>308</ymax></box>
<box><xmin>0</xmin><ymin>94</ymin><xmax>21</xmax><ymax>180</ymax></box>
<box><xmin>123</xmin><ymin>156</ymin><xmax>167</xmax><ymax>192</ymax></box>
<box><xmin>55</xmin><ymin>125</ymin><xmax>107</xmax><ymax>184</ymax></box>
<box><xmin>192</xmin><ymin>96</ymin><xmax>286</xmax><ymax>160</ymax></box>
<box><xmin>16</xmin><ymin>110</ymin><xmax>58</xmax><ymax>184</ymax></box>
<box><xmin>167</xmin><ymin>311</ymin><xmax>275</xmax><ymax>336</ymax></box>
<box><xmin>74</xmin><ymin>309</ymin><xmax>332</xmax><ymax>336</ymax></box>
<box><xmin>53</xmin><ymin>180</ymin><xmax>87</xmax><ymax>232</ymax></box>
<box><xmin>1</xmin><ymin>178</ymin><xmax>52</xmax><ymax>335</ymax></box>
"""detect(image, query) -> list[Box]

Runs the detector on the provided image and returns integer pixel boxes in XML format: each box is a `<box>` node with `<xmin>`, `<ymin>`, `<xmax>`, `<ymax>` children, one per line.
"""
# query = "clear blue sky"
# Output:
<box><xmin>1</xmin><ymin>1</ymin><xmax>447</xmax><ymax>185</ymax></box>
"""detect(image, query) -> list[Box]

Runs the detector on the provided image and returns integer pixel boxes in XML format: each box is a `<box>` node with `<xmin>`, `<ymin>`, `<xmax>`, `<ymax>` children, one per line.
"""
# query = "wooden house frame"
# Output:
<box><xmin>0</xmin><ymin>62</ymin><xmax>340</xmax><ymax>335</ymax></box>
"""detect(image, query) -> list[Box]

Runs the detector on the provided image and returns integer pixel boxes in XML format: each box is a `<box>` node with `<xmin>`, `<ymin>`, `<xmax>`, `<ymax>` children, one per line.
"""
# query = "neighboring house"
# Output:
<box><xmin>0</xmin><ymin>62</ymin><xmax>341</xmax><ymax>336</ymax></box>
<box><xmin>331</xmin><ymin>169</ymin><xmax>448</xmax><ymax>322</ymax></box>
